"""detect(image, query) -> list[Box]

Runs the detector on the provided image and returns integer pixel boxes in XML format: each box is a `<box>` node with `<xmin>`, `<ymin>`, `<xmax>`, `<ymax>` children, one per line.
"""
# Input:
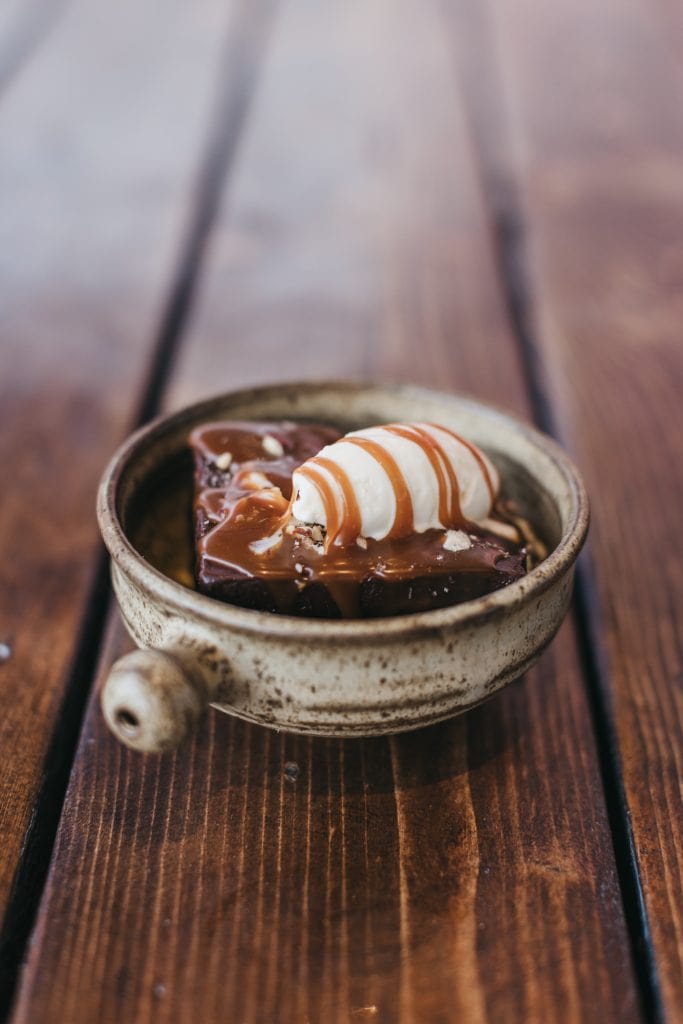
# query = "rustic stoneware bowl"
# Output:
<box><xmin>96</xmin><ymin>381</ymin><xmax>589</xmax><ymax>753</ymax></box>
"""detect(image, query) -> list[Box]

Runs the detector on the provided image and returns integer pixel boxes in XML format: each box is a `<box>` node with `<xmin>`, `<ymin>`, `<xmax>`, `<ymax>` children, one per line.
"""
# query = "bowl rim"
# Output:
<box><xmin>97</xmin><ymin>379</ymin><xmax>589</xmax><ymax>642</ymax></box>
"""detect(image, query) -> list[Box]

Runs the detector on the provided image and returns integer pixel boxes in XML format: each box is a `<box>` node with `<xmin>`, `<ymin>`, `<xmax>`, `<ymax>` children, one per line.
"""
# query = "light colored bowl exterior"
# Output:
<box><xmin>97</xmin><ymin>381</ymin><xmax>589</xmax><ymax>751</ymax></box>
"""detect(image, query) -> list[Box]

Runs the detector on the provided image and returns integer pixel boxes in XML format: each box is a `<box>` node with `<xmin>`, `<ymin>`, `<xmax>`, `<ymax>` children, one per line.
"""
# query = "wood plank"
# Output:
<box><xmin>0</xmin><ymin>0</ymin><xmax>236</xmax><ymax>974</ymax></box>
<box><xmin>13</xmin><ymin>0</ymin><xmax>639</xmax><ymax>1021</ymax></box>
<box><xmin>484</xmin><ymin>0</ymin><xmax>683</xmax><ymax>1016</ymax></box>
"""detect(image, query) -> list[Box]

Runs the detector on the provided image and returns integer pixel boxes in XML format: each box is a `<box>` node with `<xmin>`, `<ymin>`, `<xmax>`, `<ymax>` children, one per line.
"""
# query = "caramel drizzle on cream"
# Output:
<box><xmin>384</xmin><ymin>424</ymin><xmax>464</xmax><ymax>527</ymax></box>
<box><xmin>294</xmin><ymin>462</ymin><xmax>342</xmax><ymax>546</ymax></box>
<box><xmin>293</xmin><ymin>423</ymin><xmax>496</xmax><ymax>547</ymax></box>
<box><xmin>345</xmin><ymin>437</ymin><xmax>414</xmax><ymax>538</ymax></box>
<box><xmin>305</xmin><ymin>456</ymin><xmax>361</xmax><ymax>547</ymax></box>
<box><xmin>431</xmin><ymin>424</ymin><xmax>497</xmax><ymax>505</ymax></box>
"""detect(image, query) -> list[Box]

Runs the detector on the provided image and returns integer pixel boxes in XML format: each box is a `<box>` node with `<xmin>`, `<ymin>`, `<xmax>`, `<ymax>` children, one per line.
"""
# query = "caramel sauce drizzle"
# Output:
<box><xmin>309</xmin><ymin>455</ymin><xmax>361</xmax><ymax>546</ymax></box>
<box><xmin>383</xmin><ymin>424</ymin><xmax>463</xmax><ymax>527</ymax></box>
<box><xmin>430</xmin><ymin>423</ymin><xmax>496</xmax><ymax>505</ymax></box>
<box><xmin>295</xmin><ymin>463</ymin><xmax>343</xmax><ymax>546</ymax></box>
<box><xmin>345</xmin><ymin>436</ymin><xmax>414</xmax><ymax>538</ymax></box>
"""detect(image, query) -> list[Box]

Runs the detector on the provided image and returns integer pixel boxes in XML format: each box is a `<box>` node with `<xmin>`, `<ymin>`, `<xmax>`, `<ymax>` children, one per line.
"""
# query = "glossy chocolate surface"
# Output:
<box><xmin>191</xmin><ymin>420</ymin><xmax>528</xmax><ymax>618</ymax></box>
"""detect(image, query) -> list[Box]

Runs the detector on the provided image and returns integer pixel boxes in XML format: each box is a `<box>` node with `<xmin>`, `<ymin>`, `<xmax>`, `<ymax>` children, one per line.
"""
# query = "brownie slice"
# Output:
<box><xmin>190</xmin><ymin>420</ymin><xmax>527</xmax><ymax>619</ymax></box>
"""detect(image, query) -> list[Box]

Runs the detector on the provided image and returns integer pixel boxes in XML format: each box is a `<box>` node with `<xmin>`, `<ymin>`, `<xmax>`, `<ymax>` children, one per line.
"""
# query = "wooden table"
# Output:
<box><xmin>1</xmin><ymin>0</ymin><xmax>681</xmax><ymax>1020</ymax></box>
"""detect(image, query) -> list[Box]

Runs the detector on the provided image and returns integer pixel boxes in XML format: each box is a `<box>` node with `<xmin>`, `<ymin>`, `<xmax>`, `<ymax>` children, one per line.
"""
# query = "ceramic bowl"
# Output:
<box><xmin>96</xmin><ymin>381</ymin><xmax>589</xmax><ymax>753</ymax></box>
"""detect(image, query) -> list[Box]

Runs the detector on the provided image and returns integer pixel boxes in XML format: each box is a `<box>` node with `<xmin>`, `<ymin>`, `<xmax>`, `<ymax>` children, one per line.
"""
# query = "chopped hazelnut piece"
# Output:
<box><xmin>236</xmin><ymin>470</ymin><xmax>274</xmax><ymax>491</ymax></box>
<box><xmin>309</xmin><ymin>524</ymin><xmax>324</xmax><ymax>545</ymax></box>
<box><xmin>262</xmin><ymin>434</ymin><xmax>284</xmax><ymax>457</ymax></box>
<box><xmin>443</xmin><ymin>529</ymin><xmax>473</xmax><ymax>553</ymax></box>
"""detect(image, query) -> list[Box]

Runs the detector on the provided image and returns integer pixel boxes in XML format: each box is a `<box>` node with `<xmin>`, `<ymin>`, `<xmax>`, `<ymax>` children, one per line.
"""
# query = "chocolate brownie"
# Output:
<box><xmin>190</xmin><ymin>420</ymin><xmax>529</xmax><ymax>619</ymax></box>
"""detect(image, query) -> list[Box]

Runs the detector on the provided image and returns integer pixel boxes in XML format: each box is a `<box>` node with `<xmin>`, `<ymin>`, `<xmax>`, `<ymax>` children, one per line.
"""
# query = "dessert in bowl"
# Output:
<box><xmin>96</xmin><ymin>381</ymin><xmax>588</xmax><ymax>753</ymax></box>
<box><xmin>190</xmin><ymin>419</ymin><xmax>542</xmax><ymax>618</ymax></box>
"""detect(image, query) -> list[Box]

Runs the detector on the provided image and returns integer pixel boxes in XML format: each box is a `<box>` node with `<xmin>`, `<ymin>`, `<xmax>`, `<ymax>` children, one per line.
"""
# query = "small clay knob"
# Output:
<box><xmin>101</xmin><ymin>649</ymin><xmax>207</xmax><ymax>753</ymax></box>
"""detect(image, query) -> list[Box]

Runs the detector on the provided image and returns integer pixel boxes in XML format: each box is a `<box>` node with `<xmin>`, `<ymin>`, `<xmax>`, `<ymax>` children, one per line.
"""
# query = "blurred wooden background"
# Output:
<box><xmin>0</xmin><ymin>0</ymin><xmax>681</xmax><ymax>1021</ymax></box>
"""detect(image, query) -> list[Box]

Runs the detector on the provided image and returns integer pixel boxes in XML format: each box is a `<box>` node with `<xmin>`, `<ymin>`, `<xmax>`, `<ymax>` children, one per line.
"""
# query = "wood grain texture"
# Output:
<box><xmin>15</xmin><ymin>616</ymin><xmax>634</xmax><ymax>1024</ymax></box>
<box><xmin>0</xmin><ymin>0</ymin><xmax>233</xmax><ymax>930</ymax></box>
<box><xmin>486</xmin><ymin>0</ymin><xmax>683</xmax><ymax>1016</ymax></box>
<box><xmin>12</xmin><ymin>0</ymin><xmax>639</xmax><ymax>1021</ymax></box>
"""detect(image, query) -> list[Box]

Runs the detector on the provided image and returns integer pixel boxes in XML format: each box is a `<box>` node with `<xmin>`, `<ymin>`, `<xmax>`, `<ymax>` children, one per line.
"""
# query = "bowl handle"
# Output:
<box><xmin>100</xmin><ymin>648</ymin><xmax>208</xmax><ymax>753</ymax></box>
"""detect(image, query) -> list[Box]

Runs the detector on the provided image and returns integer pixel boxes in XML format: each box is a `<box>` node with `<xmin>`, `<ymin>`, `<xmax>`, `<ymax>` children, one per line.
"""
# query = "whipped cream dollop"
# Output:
<box><xmin>289</xmin><ymin>423</ymin><xmax>499</xmax><ymax>545</ymax></box>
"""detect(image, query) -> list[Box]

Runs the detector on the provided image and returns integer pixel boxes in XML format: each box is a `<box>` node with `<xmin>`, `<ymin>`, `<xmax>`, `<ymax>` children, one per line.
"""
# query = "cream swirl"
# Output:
<box><xmin>289</xmin><ymin>423</ymin><xmax>499</xmax><ymax>545</ymax></box>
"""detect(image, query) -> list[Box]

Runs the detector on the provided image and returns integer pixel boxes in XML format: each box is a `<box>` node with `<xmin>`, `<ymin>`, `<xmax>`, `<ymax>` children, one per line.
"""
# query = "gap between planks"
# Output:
<box><xmin>440</xmin><ymin>1</ymin><xmax>666</xmax><ymax>1020</ymax></box>
<box><xmin>0</xmin><ymin>1</ymin><xmax>279</xmax><ymax>1019</ymax></box>
<box><xmin>487</xmin><ymin>183</ymin><xmax>664</xmax><ymax>1024</ymax></box>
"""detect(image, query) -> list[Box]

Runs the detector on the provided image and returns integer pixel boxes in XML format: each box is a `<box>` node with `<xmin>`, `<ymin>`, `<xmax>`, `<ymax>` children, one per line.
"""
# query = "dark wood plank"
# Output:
<box><xmin>0</xmin><ymin>0</ymin><xmax>235</xmax><ymax>945</ymax></box>
<box><xmin>13</xmin><ymin>1</ymin><xmax>639</xmax><ymax>1021</ymax></box>
<box><xmin>484</xmin><ymin>0</ymin><xmax>683</xmax><ymax>1016</ymax></box>
<box><xmin>16</xmin><ymin>616</ymin><xmax>635</xmax><ymax>1024</ymax></box>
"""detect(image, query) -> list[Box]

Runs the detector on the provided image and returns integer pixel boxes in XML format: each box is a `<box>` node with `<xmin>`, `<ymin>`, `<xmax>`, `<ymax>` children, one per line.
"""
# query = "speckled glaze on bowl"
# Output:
<box><xmin>96</xmin><ymin>381</ymin><xmax>589</xmax><ymax>753</ymax></box>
